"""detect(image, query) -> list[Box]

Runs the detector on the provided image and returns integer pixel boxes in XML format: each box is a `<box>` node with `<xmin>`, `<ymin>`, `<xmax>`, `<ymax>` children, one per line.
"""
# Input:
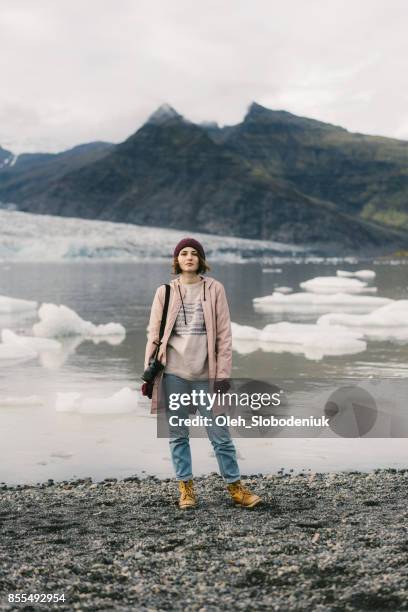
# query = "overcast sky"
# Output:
<box><xmin>1</xmin><ymin>0</ymin><xmax>408</xmax><ymax>153</ymax></box>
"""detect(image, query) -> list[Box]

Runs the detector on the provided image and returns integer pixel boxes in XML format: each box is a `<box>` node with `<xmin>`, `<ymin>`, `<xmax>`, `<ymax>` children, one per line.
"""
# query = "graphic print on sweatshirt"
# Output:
<box><xmin>173</xmin><ymin>292</ymin><xmax>206</xmax><ymax>335</ymax></box>
<box><xmin>165</xmin><ymin>281</ymin><xmax>209</xmax><ymax>379</ymax></box>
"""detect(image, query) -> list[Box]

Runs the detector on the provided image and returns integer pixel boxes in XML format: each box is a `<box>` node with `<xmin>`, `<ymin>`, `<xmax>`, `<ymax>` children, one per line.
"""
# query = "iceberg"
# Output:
<box><xmin>56</xmin><ymin>387</ymin><xmax>137</xmax><ymax>414</ymax></box>
<box><xmin>1</xmin><ymin>329</ymin><xmax>61</xmax><ymax>351</ymax></box>
<box><xmin>32</xmin><ymin>303</ymin><xmax>126</xmax><ymax>338</ymax></box>
<box><xmin>55</xmin><ymin>392</ymin><xmax>82</xmax><ymax>412</ymax></box>
<box><xmin>229</xmin><ymin>321</ymin><xmax>263</xmax><ymax>355</ymax></box>
<box><xmin>337</xmin><ymin>269</ymin><xmax>376</xmax><ymax>280</ymax></box>
<box><xmin>253</xmin><ymin>292</ymin><xmax>391</xmax><ymax>314</ymax></box>
<box><xmin>0</xmin><ymin>294</ymin><xmax>37</xmax><ymax>313</ymax></box>
<box><xmin>0</xmin><ymin>395</ymin><xmax>43</xmax><ymax>407</ymax></box>
<box><xmin>0</xmin><ymin>342</ymin><xmax>37</xmax><ymax>362</ymax></box>
<box><xmin>0</xmin><ymin>329</ymin><xmax>63</xmax><ymax>366</ymax></box>
<box><xmin>273</xmin><ymin>286</ymin><xmax>293</xmax><ymax>294</ymax></box>
<box><xmin>231</xmin><ymin>321</ymin><xmax>366</xmax><ymax>360</ymax></box>
<box><xmin>300</xmin><ymin>276</ymin><xmax>376</xmax><ymax>294</ymax></box>
<box><xmin>231</xmin><ymin>322</ymin><xmax>262</xmax><ymax>340</ymax></box>
<box><xmin>317</xmin><ymin>300</ymin><xmax>408</xmax><ymax>342</ymax></box>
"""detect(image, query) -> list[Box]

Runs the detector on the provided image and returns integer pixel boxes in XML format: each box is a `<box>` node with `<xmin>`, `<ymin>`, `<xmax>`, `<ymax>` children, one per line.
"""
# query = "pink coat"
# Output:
<box><xmin>144</xmin><ymin>275</ymin><xmax>233</xmax><ymax>414</ymax></box>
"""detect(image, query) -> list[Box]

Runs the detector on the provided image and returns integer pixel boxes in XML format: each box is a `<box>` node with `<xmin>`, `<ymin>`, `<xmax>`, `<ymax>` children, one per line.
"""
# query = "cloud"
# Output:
<box><xmin>1</xmin><ymin>0</ymin><xmax>408</xmax><ymax>152</ymax></box>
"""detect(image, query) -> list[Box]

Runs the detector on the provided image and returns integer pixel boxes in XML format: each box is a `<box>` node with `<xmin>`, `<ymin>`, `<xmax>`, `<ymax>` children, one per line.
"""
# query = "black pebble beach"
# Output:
<box><xmin>1</xmin><ymin>469</ymin><xmax>408</xmax><ymax>611</ymax></box>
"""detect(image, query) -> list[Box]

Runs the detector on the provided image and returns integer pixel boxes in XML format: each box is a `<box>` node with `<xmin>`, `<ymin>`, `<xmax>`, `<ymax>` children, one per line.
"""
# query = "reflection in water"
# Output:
<box><xmin>38</xmin><ymin>334</ymin><xmax>126</xmax><ymax>369</ymax></box>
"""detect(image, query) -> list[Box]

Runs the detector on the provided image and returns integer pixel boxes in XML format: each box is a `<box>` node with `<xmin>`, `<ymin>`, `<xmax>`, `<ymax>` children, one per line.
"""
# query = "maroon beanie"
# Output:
<box><xmin>173</xmin><ymin>237</ymin><xmax>206</xmax><ymax>260</ymax></box>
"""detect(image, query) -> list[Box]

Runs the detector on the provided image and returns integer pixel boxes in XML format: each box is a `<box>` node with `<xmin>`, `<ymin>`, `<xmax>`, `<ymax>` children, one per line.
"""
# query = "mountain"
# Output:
<box><xmin>0</xmin><ymin>146</ymin><xmax>14</xmax><ymax>169</ymax></box>
<box><xmin>207</xmin><ymin>102</ymin><xmax>408</xmax><ymax>229</ymax></box>
<box><xmin>1</xmin><ymin>103</ymin><xmax>408</xmax><ymax>253</ymax></box>
<box><xmin>0</xmin><ymin>141</ymin><xmax>113</xmax><ymax>203</ymax></box>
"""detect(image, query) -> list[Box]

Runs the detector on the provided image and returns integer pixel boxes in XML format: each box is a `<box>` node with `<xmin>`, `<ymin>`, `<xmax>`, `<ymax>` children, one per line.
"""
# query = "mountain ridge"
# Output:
<box><xmin>1</xmin><ymin>103</ymin><xmax>408</xmax><ymax>253</ymax></box>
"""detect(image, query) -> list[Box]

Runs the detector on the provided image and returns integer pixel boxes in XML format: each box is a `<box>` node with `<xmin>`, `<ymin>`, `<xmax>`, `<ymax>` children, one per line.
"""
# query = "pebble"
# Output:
<box><xmin>1</xmin><ymin>469</ymin><xmax>407</xmax><ymax>610</ymax></box>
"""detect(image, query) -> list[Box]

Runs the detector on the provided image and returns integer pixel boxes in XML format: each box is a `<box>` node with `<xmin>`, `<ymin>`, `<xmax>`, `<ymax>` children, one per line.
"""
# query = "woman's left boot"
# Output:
<box><xmin>227</xmin><ymin>480</ymin><xmax>262</xmax><ymax>508</ymax></box>
<box><xmin>178</xmin><ymin>479</ymin><xmax>197</xmax><ymax>509</ymax></box>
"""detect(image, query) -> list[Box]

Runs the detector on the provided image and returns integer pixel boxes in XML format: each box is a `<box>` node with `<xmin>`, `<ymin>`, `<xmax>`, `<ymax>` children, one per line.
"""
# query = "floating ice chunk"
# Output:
<box><xmin>89</xmin><ymin>322</ymin><xmax>126</xmax><ymax>336</ymax></box>
<box><xmin>337</xmin><ymin>269</ymin><xmax>376</xmax><ymax>280</ymax></box>
<box><xmin>89</xmin><ymin>334</ymin><xmax>125</xmax><ymax>346</ymax></box>
<box><xmin>253</xmin><ymin>292</ymin><xmax>391</xmax><ymax>314</ymax></box>
<box><xmin>81</xmin><ymin>387</ymin><xmax>136</xmax><ymax>414</ymax></box>
<box><xmin>318</xmin><ymin>300</ymin><xmax>408</xmax><ymax>328</ymax></box>
<box><xmin>0</xmin><ymin>342</ymin><xmax>37</xmax><ymax>361</ymax></box>
<box><xmin>355</xmin><ymin>269</ymin><xmax>376</xmax><ymax>280</ymax></box>
<box><xmin>55</xmin><ymin>387</ymin><xmax>137</xmax><ymax>415</ymax></box>
<box><xmin>262</xmin><ymin>268</ymin><xmax>282</xmax><ymax>273</ymax></box>
<box><xmin>34</xmin><ymin>304</ymin><xmax>94</xmax><ymax>337</ymax></box>
<box><xmin>0</xmin><ymin>395</ymin><xmax>43</xmax><ymax>407</ymax></box>
<box><xmin>0</xmin><ymin>295</ymin><xmax>37</xmax><ymax>313</ymax></box>
<box><xmin>260</xmin><ymin>322</ymin><xmax>366</xmax><ymax>359</ymax></box>
<box><xmin>231</xmin><ymin>321</ymin><xmax>261</xmax><ymax>340</ymax></box>
<box><xmin>1</xmin><ymin>329</ymin><xmax>61</xmax><ymax>351</ymax></box>
<box><xmin>33</xmin><ymin>303</ymin><xmax>126</xmax><ymax>338</ymax></box>
<box><xmin>317</xmin><ymin>300</ymin><xmax>408</xmax><ymax>342</ymax></box>
<box><xmin>231</xmin><ymin>321</ymin><xmax>366</xmax><ymax>360</ymax></box>
<box><xmin>56</xmin><ymin>392</ymin><xmax>82</xmax><ymax>412</ymax></box>
<box><xmin>0</xmin><ymin>310</ymin><xmax>38</xmax><ymax>328</ymax></box>
<box><xmin>231</xmin><ymin>322</ymin><xmax>263</xmax><ymax>355</ymax></box>
<box><xmin>39</xmin><ymin>336</ymin><xmax>83</xmax><ymax>370</ymax></box>
<box><xmin>274</xmin><ymin>286</ymin><xmax>293</xmax><ymax>294</ymax></box>
<box><xmin>300</xmin><ymin>276</ymin><xmax>376</xmax><ymax>294</ymax></box>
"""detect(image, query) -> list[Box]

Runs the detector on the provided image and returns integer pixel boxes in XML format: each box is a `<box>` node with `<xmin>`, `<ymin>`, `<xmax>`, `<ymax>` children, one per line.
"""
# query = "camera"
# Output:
<box><xmin>142</xmin><ymin>358</ymin><xmax>164</xmax><ymax>383</ymax></box>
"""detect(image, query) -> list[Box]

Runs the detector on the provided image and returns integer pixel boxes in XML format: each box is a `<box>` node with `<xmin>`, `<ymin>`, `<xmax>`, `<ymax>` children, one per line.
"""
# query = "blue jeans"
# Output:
<box><xmin>163</xmin><ymin>373</ymin><xmax>240</xmax><ymax>484</ymax></box>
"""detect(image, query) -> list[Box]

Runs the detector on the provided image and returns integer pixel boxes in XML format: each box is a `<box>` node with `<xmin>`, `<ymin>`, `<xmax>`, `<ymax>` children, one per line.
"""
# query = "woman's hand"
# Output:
<box><xmin>213</xmin><ymin>379</ymin><xmax>231</xmax><ymax>394</ymax></box>
<box><xmin>141</xmin><ymin>381</ymin><xmax>154</xmax><ymax>399</ymax></box>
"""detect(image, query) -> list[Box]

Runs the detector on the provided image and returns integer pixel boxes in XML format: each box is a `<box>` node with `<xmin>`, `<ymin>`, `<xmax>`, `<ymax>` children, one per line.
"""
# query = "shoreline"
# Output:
<box><xmin>1</xmin><ymin>464</ymin><xmax>407</xmax><ymax>490</ymax></box>
<box><xmin>1</xmin><ymin>469</ymin><xmax>407</xmax><ymax>610</ymax></box>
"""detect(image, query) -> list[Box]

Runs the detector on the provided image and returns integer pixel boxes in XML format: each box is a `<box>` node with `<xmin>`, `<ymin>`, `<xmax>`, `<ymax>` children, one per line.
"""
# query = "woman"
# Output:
<box><xmin>142</xmin><ymin>237</ymin><xmax>262</xmax><ymax>510</ymax></box>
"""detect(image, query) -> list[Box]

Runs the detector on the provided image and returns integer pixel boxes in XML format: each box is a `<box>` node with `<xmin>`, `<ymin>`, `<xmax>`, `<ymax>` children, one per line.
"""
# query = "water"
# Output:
<box><xmin>1</xmin><ymin>258</ymin><xmax>407</xmax><ymax>485</ymax></box>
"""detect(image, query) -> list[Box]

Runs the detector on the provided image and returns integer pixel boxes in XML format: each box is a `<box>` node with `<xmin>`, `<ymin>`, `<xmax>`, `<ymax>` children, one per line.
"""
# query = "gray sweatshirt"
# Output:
<box><xmin>165</xmin><ymin>279</ymin><xmax>209</xmax><ymax>380</ymax></box>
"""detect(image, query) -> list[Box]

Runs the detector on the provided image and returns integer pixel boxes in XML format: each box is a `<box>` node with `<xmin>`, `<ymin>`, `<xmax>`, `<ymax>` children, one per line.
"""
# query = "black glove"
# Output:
<box><xmin>213</xmin><ymin>379</ymin><xmax>231</xmax><ymax>394</ymax></box>
<box><xmin>141</xmin><ymin>381</ymin><xmax>153</xmax><ymax>399</ymax></box>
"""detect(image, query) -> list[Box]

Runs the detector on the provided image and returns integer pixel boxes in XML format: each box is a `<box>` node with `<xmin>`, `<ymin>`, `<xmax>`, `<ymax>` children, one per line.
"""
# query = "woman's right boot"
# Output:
<box><xmin>178</xmin><ymin>479</ymin><xmax>197</xmax><ymax>509</ymax></box>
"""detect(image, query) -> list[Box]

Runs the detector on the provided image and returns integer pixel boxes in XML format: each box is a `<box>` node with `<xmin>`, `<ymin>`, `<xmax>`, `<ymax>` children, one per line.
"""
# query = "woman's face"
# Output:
<box><xmin>178</xmin><ymin>247</ymin><xmax>199</xmax><ymax>273</ymax></box>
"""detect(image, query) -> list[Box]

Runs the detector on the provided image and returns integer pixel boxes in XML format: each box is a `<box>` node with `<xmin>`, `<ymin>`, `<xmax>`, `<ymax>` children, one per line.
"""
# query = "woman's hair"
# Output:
<box><xmin>172</xmin><ymin>253</ymin><xmax>211</xmax><ymax>275</ymax></box>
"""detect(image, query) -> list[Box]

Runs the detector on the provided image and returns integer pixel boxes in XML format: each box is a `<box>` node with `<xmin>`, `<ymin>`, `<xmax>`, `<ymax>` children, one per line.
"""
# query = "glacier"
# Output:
<box><xmin>0</xmin><ymin>209</ymin><xmax>305</xmax><ymax>262</ymax></box>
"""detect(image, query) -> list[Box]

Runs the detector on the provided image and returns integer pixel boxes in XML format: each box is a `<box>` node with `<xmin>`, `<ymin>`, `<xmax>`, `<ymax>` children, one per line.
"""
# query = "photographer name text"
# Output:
<box><xmin>168</xmin><ymin>414</ymin><xmax>330</xmax><ymax>428</ymax></box>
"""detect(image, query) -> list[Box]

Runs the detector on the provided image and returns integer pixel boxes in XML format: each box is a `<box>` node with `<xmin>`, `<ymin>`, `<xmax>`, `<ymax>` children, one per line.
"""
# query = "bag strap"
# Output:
<box><xmin>159</xmin><ymin>284</ymin><xmax>170</xmax><ymax>341</ymax></box>
<box><xmin>152</xmin><ymin>284</ymin><xmax>170</xmax><ymax>358</ymax></box>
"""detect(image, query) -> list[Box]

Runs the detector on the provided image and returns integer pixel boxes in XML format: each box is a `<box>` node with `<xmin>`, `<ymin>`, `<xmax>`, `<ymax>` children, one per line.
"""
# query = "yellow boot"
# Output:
<box><xmin>227</xmin><ymin>480</ymin><xmax>262</xmax><ymax>508</ymax></box>
<box><xmin>178</xmin><ymin>479</ymin><xmax>197</xmax><ymax>509</ymax></box>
